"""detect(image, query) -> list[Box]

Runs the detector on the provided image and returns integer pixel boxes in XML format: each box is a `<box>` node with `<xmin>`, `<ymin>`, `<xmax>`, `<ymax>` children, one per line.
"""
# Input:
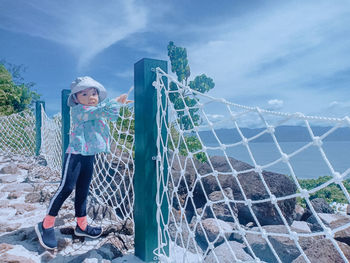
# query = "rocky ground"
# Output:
<box><xmin>166</xmin><ymin>154</ymin><xmax>350</xmax><ymax>262</ymax></box>
<box><xmin>2</xmin><ymin>152</ymin><xmax>350</xmax><ymax>263</ymax></box>
<box><xmin>0</xmin><ymin>154</ymin><xmax>136</xmax><ymax>263</ymax></box>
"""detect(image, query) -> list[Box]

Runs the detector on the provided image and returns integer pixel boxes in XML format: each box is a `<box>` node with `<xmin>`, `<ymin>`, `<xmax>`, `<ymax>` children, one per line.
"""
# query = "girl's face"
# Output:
<box><xmin>76</xmin><ymin>88</ymin><xmax>99</xmax><ymax>106</ymax></box>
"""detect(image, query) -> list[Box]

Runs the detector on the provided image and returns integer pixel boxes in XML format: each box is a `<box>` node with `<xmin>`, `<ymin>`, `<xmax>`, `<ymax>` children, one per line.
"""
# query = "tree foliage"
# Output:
<box><xmin>296</xmin><ymin>176</ymin><xmax>350</xmax><ymax>206</ymax></box>
<box><xmin>167</xmin><ymin>41</ymin><xmax>190</xmax><ymax>84</ymax></box>
<box><xmin>110</xmin><ymin>105</ymin><xmax>135</xmax><ymax>152</ymax></box>
<box><xmin>0</xmin><ymin>61</ymin><xmax>40</xmax><ymax>116</ymax></box>
<box><xmin>167</xmin><ymin>41</ymin><xmax>215</xmax><ymax>162</ymax></box>
<box><xmin>167</xmin><ymin>41</ymin><xmax>215</xmax><ymax>131</ymax></box>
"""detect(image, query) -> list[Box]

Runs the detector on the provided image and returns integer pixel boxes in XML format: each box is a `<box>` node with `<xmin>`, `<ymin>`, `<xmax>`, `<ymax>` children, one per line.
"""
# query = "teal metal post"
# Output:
<box><xmin>61</xmin><ymin>89</ymin><xmax>71</xmax><ymax>168</ymax></box>
<box><xmin>35</xmin><ymin>100</ymin><xmax>45</xmax><ymax>156</ymax></box>
<box><xmin>134</xmin><ymin>58</ymin><xmax>168</xmax><ymax>262</ymax></box>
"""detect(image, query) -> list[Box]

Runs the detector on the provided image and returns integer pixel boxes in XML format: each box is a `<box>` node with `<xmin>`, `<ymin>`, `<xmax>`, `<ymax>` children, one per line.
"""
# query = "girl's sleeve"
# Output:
<box><xmin>72</xmin><ymin>98</ymin><xmax>121</xmax><ymax>122</ymax></box>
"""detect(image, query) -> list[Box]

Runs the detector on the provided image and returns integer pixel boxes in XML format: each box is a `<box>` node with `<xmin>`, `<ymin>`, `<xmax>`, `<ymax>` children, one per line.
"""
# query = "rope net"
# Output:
<box><xmin>0</xmin><ymin>104</ymin><xmax>135</xmax><ymax>258</ymax></box>
<box><xmin>0</xmin><ymin>110</ymin><xmax>36</xmax><ymax>156</ymax></box>
<box><xmin>154</xmin><ymin>67</ymin><xmax>350</xmax><ymax>263</ymax></box>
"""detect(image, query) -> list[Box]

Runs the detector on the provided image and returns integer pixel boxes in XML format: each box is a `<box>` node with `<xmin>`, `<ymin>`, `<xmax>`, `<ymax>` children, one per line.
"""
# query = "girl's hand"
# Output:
<box><xmin>116</xmin><ymin>94</ymin><xmax>127</xmax><ymax>104</ymax></box>
<box><xmin>116</xmin><ymin>94</ymin><xmax>134</xmax><ymax>104</ymax></box>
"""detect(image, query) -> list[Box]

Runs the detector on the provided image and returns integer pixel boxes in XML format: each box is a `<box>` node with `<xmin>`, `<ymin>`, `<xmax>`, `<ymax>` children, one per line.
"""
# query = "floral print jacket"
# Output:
<box><xmin>66</xmin><ymin>98</ymin><xmax>120</xmax><ymax>155</ymax></box>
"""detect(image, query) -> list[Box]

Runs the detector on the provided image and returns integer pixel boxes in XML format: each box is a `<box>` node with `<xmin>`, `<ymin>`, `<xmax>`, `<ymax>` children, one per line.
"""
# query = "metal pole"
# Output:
<box><xmin>134</xmin><ymin>58</ymin><xmax>168</xmax><ymax>262</ymax></box>
<box><xmin>35</xmin><ymin>100</ymin><xmax>45</xmax><ymax>156</ymax></box>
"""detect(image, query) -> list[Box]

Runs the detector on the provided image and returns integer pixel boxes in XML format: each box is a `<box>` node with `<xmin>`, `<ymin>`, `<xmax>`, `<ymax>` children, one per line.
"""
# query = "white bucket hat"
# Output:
<box><xmin>67</xmin><ymin>76</ymin><xmax>107</xmax><ymax>107</ymax></box>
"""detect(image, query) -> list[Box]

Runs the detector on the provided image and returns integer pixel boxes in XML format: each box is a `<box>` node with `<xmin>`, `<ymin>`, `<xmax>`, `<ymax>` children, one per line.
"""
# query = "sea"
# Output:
<box><xmin>204</xmin><ymin>141</ymin><xmax>350</xmax><ymax>179</ymax></box>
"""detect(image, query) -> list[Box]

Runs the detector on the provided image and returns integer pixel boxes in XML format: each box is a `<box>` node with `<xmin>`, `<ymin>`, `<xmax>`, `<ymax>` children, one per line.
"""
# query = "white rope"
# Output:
<box><xmin>154</xmin><ymin>67</ymin><xmax>350</xmax><ymax>263</ymax></box>
<box><xmin>0</xmin><ymin>109</ymin><xmax>36</xmax><ymax>156</ymax></box>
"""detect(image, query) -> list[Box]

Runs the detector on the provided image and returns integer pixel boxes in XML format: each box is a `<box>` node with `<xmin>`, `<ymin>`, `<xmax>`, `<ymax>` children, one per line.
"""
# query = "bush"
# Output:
<box><xmin>296</xmin><ymin>176</ymin><xmax>350</xmax><ymax>206</ymax></box>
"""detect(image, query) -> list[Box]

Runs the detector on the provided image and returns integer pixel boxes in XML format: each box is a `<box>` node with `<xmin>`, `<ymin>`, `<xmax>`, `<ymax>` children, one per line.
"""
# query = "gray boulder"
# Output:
<box><xmin>301</xmin><ymin>198</ymin><xmax>334</xmax><ymax>221</ymax></box>
<box><xmin>195</xmin><ymin>218</ymin><xmax>234</xmax><ymax>250</ymax></box>
<box><xmin>0</xmin><ymin>163</ymin><xmax>18</xmax><ymax>174</ymax></box>
<box><xmin>204</xmin><ymin>241</ymin><xmax>253</xmax><ymax>262</ymax></box>
<box><xmin>292</xmin><ymin>239</ymin><xmax>350</xmax><ymax>263</ymax></box>
<box><xmin>307</xmin><ymin>213</ymin><xmax>350</xmax><ymax>232</ymax></box>
<box><xmin>245</xmin><ymin>225</ymin><xmax>321</xmax><ymax>263</ymax></box>
<box><xmin>193</xmin><ymin>156</ymin><xmax>297</xmax><ymax>226</ymax></box>
<box><xmin>201</xmin><ymin>188</ymin><xmax>238</xmax><ymax>222</ymax></box>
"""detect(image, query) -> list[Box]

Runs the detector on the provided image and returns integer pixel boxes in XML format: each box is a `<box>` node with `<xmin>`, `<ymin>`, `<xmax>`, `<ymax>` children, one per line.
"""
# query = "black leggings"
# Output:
<box><xmin>47</xmin><ymin>153</ymin><xmax>95</xmax><ymax>217</ymax></box>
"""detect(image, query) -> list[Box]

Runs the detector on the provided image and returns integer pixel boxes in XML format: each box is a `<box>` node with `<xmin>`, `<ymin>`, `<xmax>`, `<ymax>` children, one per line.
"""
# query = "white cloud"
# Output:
<box><xmin>324</xmin><ymin>100</ymin><xmax>350</xmax><ymax>118</ymax></box>
<box><xmin>186</xmin><ymin>1</ymin><xmax>350</xmax><ymax>117</ymax></box>
<box><xmin>0</xmin><ymin>0</ymin><xmax>148</xmax><ymax>69</ymax></box>
<box><xmin>268</xmin><ymin>99</ymin><xmax>284</xmax><ymax>110</ymax></box>
<box><xmin>115</xmin><ymin>70</ymin><xmax>134</xmax><ymax>78</ymax></box>
<box><xmin>206</xmin><ymin>114</ymin><xmax>225</xmax><ymax>121</ymax></box>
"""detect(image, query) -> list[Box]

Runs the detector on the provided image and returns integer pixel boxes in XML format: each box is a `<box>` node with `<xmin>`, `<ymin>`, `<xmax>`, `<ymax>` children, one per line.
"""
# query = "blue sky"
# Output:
<box><xmin>0</xmin><ymin>0</ymin><xmax>349</xmax><ymax>122</ymax></box>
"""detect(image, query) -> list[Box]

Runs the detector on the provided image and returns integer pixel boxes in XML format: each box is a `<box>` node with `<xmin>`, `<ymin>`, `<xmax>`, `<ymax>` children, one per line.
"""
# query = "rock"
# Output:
<box><xmin>330</xmin><ymin>216</ymin><xmax>350</xmax><ymax>246</ymax></box>
<box><xmin>0</xmin><ymin>253</ymin><xmax>36</xmax><ymax>263</ymax></box>
<box><xmin>169</xmin><ymin>220</ymin><xmax>202</xmax><ymax>255</ymax></box>
<box><xmin>0</xmin><ymin>163</ymin><xmax>19</xmax><ymax>174</ymax></box>
<box><xmin>202</xmin><ymin>189</ymin><xmax>238</xmax><ymax>222</ymax></box>
<box><xmin>1</xmin><ymin>183</ymin><xmax>34</xmax><ymax>193</ymax></box>
<box><xmin>83</xmin><ymin>259</ymin><xmax>99</xmax><ymax>263</ymax></box>
<box><xmin>0</xmin><ymin>200</ymin><xmax>10</xmax><ymax>208</ymax></box>
<box><xmin>0</xmin><ymin>223</ymin><xmax>21</xmax><ymax>232</ymax></box>
<box><xmin>41</xmin><ymin>252</ymin><xmax>55</xmax><ymax>263</ymax></box>
<box><xmin>95</xmin><ymin>243</ymin><xmax>123</xmax><ymax>260</ymax></box>
<box><xmin>204</xmin><ymin>241</ymin><xmax>253</xmax><ymax>262</ymax></box>
<box><xmin>301</xmin><ymin>198</ymin><xmax>334</xmax><ymax>221</ymax></box>
<box><xmin>124</xmin><ymin>218</ymin><xmax>134</xmax><ymax>235</ymax></box>
<box><xmin>246</xmin><ymin>225</ymin><xmax>321</xmax><ymax>263</ymax></box>
<box><xmin>7</xmin><ymin>192</ymin><xmax>22</xmax><ymax>199</ymax></box>
<box><xmin>293</xmin><ymin>204</ymin><xmax>305</xmax><ymax>221</ymax></box>
<box><xmin>307</xmin><ymin>213</ymin><xmax>350</xmax><ymax>232</ymax></box>
<box><xmin>195</xmin><ymin>218</ymin><xmax>234</xmax><ymax>250</ymax></box>
<box><xmin>25</xmin><ymin>192</ymin><xmax>42</xmax><ymax>203</ymax></box>
<box><xmin>34</xmin><ymin>155</ymin><xmax>47</xmax><ymax>166</ymax></box>
<box><xmin>0</xmin><ymin>175</ymin><xmax>17</xmax><ymax>183</ymax></box>
<box><xmin>192</xmin><ymin>155</ymin><xmax>297</xmax><ymax>226</ymax></box>
<box><xmin>168</xmin><ymin>154</ymin><xmax>203</xmax><ymax>217</ymax></box>
<box><xmin>291</xmin><ymin>221</ymin><xmax>311</xmax><ymax>233</ymax></box>
<box><xmin>246</xmin><ymin>222</ymin><xmax>254</xmax><ymax>228</ymax></box>
<box><xmin>0</xmin><ymin>227</ymin><xmax>40</xmax><ymax>252</ymax></box>
<box><xmin>57</xmin><ymin>238</ymin><xmax>70</xmax><ymax>251</ymax></box>
<box><xmin>9</xmin><ymin>203</ymin><xmax>36</xmax><ymax>212</ymax></box>
<box><xmin>0</xmin><ymin>243</ymin><xmax>14</xmax><ymax>253</ymax></box>
<box><xmin>292</xmin><ymin>239</ymin><xmax>350</xmax><ymax>263</ymax></box>
<box><xmin>87</xmin><ymin>203</ymin><xmax>118</xmax><ymax>221</ymax></box>
<box><xmin>17</xmin><ymin>163</ymin><xmax>32</xmax><ymax>170</ymax></box>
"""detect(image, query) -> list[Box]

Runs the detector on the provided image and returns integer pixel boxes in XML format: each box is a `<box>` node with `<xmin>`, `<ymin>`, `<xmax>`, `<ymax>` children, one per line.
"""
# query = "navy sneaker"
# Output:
<box><xmin>35</xmin><ymin>222</ymin><xmax>57</xmax><ymax>250</ymax></box>
<box><xmin>74</xmin><ymin>224</ymin><xmax>102</xmax><ymax>238</ymax></box>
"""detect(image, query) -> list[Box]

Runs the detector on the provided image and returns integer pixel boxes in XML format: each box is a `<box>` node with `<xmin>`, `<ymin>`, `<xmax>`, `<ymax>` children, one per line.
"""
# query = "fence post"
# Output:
<box><xmin>134</xmin><ymin>58</ymin><xmax>168</xmax><ymax>262</ymax></box>
<box><xmin>61</xmin><ymin>89</ymin><xmax>70</xmax><ymax>168</ymax></box>
<box><xmin>35</xmin><ymin>100</ymin><xmax>45</xmax><ymax>156</ymax></box>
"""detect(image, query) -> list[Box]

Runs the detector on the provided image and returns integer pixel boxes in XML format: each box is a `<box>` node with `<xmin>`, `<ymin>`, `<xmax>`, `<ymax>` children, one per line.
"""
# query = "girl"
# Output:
<box><xmin>35</xmin><ymin>76</ymin><xmax>132</xmax><ymax>250</ymax></box>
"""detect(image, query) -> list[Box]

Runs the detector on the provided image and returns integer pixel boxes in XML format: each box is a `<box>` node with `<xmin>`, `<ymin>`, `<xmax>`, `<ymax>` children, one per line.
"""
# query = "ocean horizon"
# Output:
<box><xmin>204</xmin><ymin>141</ymin><xmax>350</xmax><ymax>179</ymax></box>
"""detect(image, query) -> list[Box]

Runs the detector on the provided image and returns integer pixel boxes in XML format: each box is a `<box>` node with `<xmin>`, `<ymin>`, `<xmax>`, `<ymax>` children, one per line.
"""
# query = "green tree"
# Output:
<box><xmin>295</xmin><ymin>176</ymin><xmax>350</xmax><ymax>206</ymax></box>
<box><xmin>167</xmin><ymin>41</ymin><xmax>190</xmax><ymax>85</ymax></box>
<box><xmin>167</xmin><ymin>41</ymin><xmax>215</xmax><ymax>130</ymax></box>
<box><xmin>110</xmin><ymin>105</ymin><xmax>135</xmax><ymax>152</ymax></box>
<box><xmin>167</xmin><ymin>41</ymin><xmax>215</xmax><ymax>162</ymax></box>
<box><xmin>0</xmin><ymin>61</ymin><xmax>40</xmax><ymax>116</ymax></box>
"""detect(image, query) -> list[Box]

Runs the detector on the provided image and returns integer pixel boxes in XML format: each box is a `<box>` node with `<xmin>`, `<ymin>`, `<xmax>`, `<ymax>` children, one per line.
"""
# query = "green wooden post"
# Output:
<box><xmin>61</xmin><ymin>89</ymin><xmax>71</xmax><ymax>168</ymax></box>
<box><xmin>35</xmin><ymin>100</ymin><xmax>45</xmax><ymax>156</ymax></box>
<box><xmin>134</xmin><ymin>58</ymin><xmax>169</xmax><ymax>262</ymax></box>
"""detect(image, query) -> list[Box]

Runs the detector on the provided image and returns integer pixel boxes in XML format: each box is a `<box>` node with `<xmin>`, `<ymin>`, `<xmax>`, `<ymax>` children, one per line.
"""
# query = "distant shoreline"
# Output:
<box><xmin>198</xmin><ymin>125</ymin><xmax>350</xmax><ymax>143</ymax></box>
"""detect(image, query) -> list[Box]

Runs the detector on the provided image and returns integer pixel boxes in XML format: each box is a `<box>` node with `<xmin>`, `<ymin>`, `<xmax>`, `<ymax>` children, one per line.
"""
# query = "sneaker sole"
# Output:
<box><xmin>74</xmin><ymin>228</ymin><xmax>103</xmax><ymax>239</ymax></box>
<box><xmin>34</xmin><ymin>224</ymin><xmax>56</xmax><ymax>250</ymax></box>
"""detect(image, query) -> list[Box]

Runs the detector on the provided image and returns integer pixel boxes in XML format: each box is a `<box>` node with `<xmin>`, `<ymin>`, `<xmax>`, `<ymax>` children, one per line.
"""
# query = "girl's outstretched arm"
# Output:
<box><xmin>72</xmin><ymin>98</ymin><xmax>121</xmax><ymax>122</ymax></box>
